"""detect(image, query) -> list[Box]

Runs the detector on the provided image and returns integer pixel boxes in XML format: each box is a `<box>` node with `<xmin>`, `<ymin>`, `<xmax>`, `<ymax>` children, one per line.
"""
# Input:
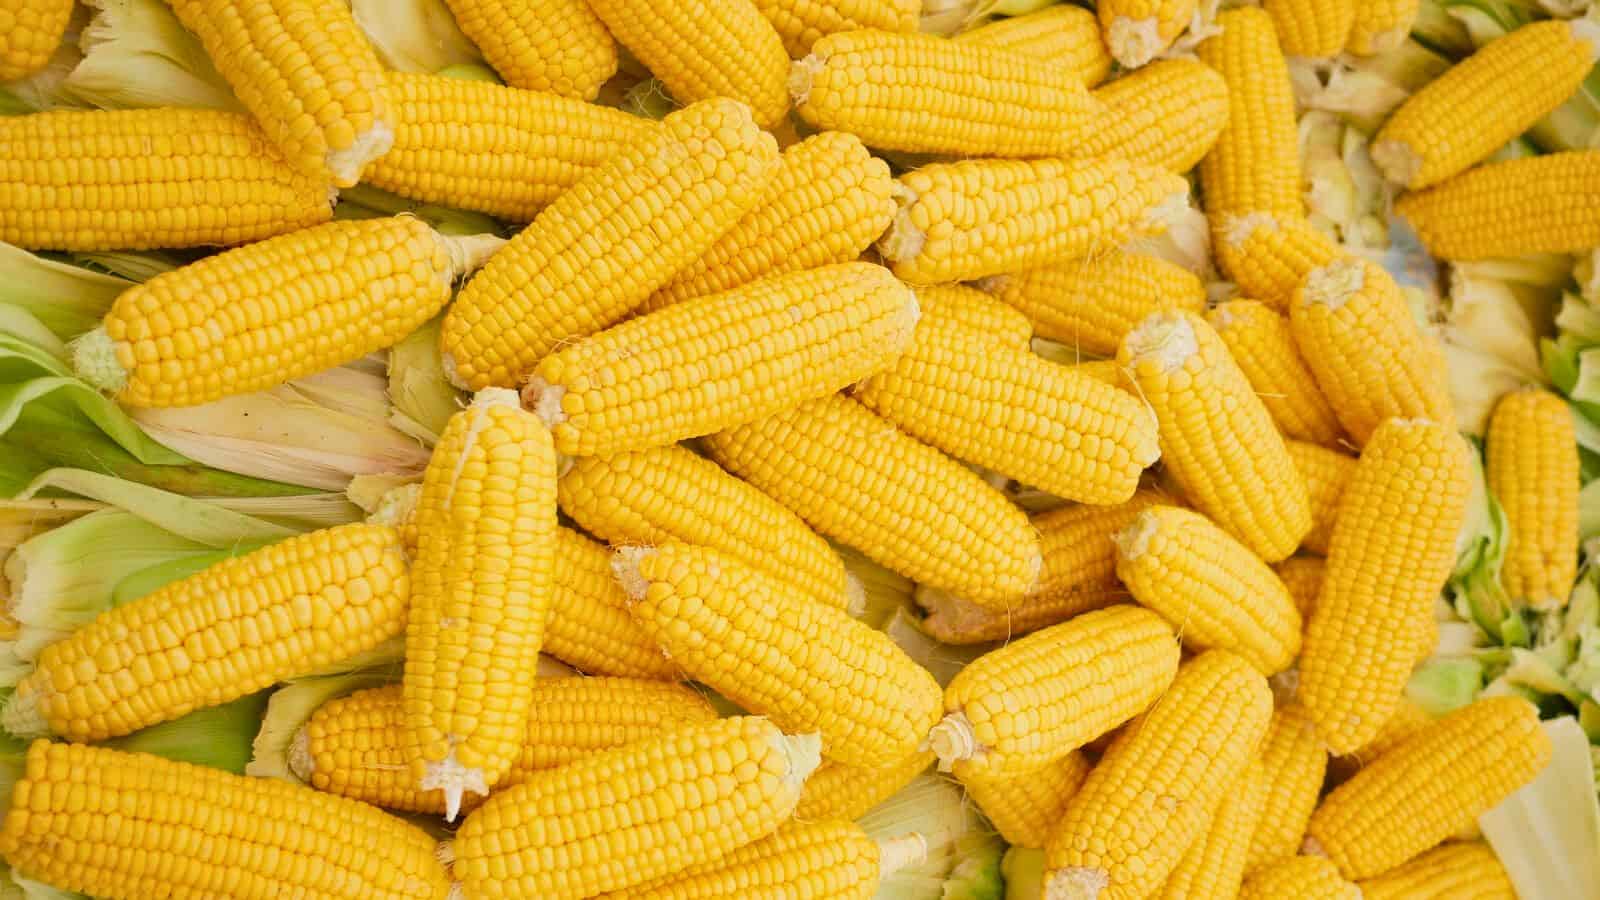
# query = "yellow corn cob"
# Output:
<box><xmin>560</xmin><ymin>444</ymin><xmax>854</xmax><ymax>612</ymax></box>
<box><xmin>1210</xmin><ymin>301</ymin><xmax>1346</xmax><ymax>447</ymax></box>
<box><xmin>1396</xmin><ymin>150</ymin><xmax>1600</xmax><ymax>260</ymax></box>
<box><xmin>1241</xmin><ymin>857</ymin><xmax>1362</xmax><ymax>900</ymax></box>
<box><xmin>0</xmin><ymin>0</ymin><xmax>73</xmax><ymax>81</ymax></box>
<box><xmin>1298</xmin><ymin>419</ymin><xmax>1471</xmax><ymax>755</ymax></box>
<box><xmin>442</xmin><ymin>99</ymin><xmax>779</xmax><ymax>390</ymax></box>
<box><xmin>1214</xmin><ymin>212</ymin><xmax>1344</xmax><ymax>311</ymax></box>
<box><xmin>585</xmin><ymin>0</ymin><xmax>791</xmax><ymax>127</ymax></box>
<box><xmin>1264</xmin><ymin>0</ymin><xmax>1355</xmax><ymax>58</ymax></box>
<box><xmin>641</xmin><ymin>131</ymin><xmax>896</xmax><ymax>312</ymax></box>
<box><xmin>753</xmin><ymin>0</ymin><xmax>918</xmax><ymax>57</ymax></box>
<box><xmin>954</xmin><ymin>5</ymin><xmax>1113</xmax><ymax>86</ymax></box>
<box><xmin>1198</xmin><ymin>8</ymin><xmax>1304</xmax><ymax>218</ymax></box>
<box><xmin>1290</xmin><ymin>258</ymin><xmax>1455</xmax><ymax>445</ymax></box>
<box><xmin>1287</xmin><ymin>441</ymin><xmax>1357</xmax><ymax>556</ymax></box>
<box><xmin>366</xmin><ymin>72</ymin><xmax>651</xmax><ymax>221</ymax></box>
<box><xmin>0</xmin><ymin>741</ymin><xmax>450</xmax><ymax>900</ymax></box>
<box><xmin>1066</xmin><ymin>359</ymin><xmax>1130</xmax><ymax>388</ymax></box>
<box><xmin>796</xmin><ymin>751</ymin><xmax>934</xmax><ymax>822</ymax></box>
<box><xmin>1</xmin><ymin>523</ymin><xmax>407</xmax><ymax>743</ymax></box>
<box><xmin>1373</xmin><ymin>20</ymin><xmax>1600</xmax><ymax>189</ymax></box>
<box><xmin>402</xmin><ymin>389</ymin><xmax>557</xmax><ymax>819</ymax></box>
<box><xmin>616</xmin><ymin>543</ymin><xmax>942</xmax><ymax>767</ymax></box>
<box><xmin>295</xmin><ymin>678</ymin><xmax>714</xmax><ymax>814</ymax></box>
<box><xmin>1348</xmin><ymin>0</ymin><xmax>1422</xmax><ymax>56</ymax></box>
<box><xmin>704</xmin><ymin>394</ymin><xmax>1043</xmax><ymax>609</ymax></box>
<box><xmin>1490</xmin><ymin>390</ymin><xmax>1579</xmax><ymax>611</ymax></box>
<box><xmin>962</xmin><ymin>752</ymin><xmax>1093</xmax><ymax>849</ymax></box>
<box><xmin>1120</xmin><ymin>310</ymin><xmax>1312</xmax><ymax>562</ymax></box>
<box><xmin>791</xmin><ymin>29</ymin><xmax>1102</xmax><ymax>157</ymax></box>
<box><xmin>452</xmin><ymin>716</ymin><xmax>822</xmax><ymax>900</ymax></box>
<box><xmin>1358</xmin><ymin>842</ymin><xmax>1515</xmax><ymax>900</ymax></box>
<box><xmin>1345</xmin><ymin>698</ymin><xmax>1434</xmax><ymax>764</ymax></box>
<box><xmin>544</xmin><ymin>526</ymin><xmax>679</xmax><ymax>679</ymax></box>
<box><xmin>1306</xmin><ymin>697</ymin><xmax>1551</xmax><ymax>879</ymax></box>
<box><xmin>443</xmin><ymin>0</ymin><xmax>616</xmax><ymax>98</ymax></box>
<box><xmin>853</xmin><ymin>302</ymin><xmax>1160</xmax><ymax>506</ymax></box>
<box><xmin>929</xmin><ymin>605</ymin><xmax>1181</xmax><ymax>778</ymax></box>
<box><xmin>1115</xmin><ymin>505</ymin><xmax>1304</xmax><ymax>674</ymax></box>
<box><xmin>917</xmin><ymin>283</ymin><xmax>1036</xmax><ymax>349</ymax></box>
<box><xmin>1043</xmin><ymin>650</ymin><xmax>1274</xmax><ymax>899</ymax></box>
<box><xmin>1157</xmin><ymin>760</ymin><xmax>1270</xmax><ymax>900</ymax></box>
<box><xmin>878</xmin><ymin>156</ymin><xmax>1191</xmax><ymax>284</ymax></box>
<box><xmin>1275</xmin><ymin>556</ymin><xmax>1327</xmax><ymax>620</ymax></box>
<box><xmin>74</xmin><ymin>217</ymin><xmax>493</xmax><ymax>409</ymax></box>
<box><xmin>529</xmin><ymin>262</ymin><xmax>918</xmax><ymax>457</ymax></box>
<box><xmin>167</xmin><ymin>0</ymin><xmax>390</xmax><ymax>186</ymax></box>
<box><xmin>0</xmin><ymin>108</ymin><xmax>333</xmax><ymax>252</ymax></box>
<box><xmin>1072</xmin><ymin>59</ymin><xmax>1230</xmax><ymax>172</ymax></box>
<box><xmin>983</xmin><ymin>251</ymin><xmax>1207</xmax><ymax>358</ymax></box>
<box><xmin>1247</xmin><ymin>705</ymin><xmax>1329</xmax><ymax>873</ymax></box>
<box><xmin>1097</xmin><ymin>0</ymin><xmax>1200</xmax><ymax>68</ymax></box>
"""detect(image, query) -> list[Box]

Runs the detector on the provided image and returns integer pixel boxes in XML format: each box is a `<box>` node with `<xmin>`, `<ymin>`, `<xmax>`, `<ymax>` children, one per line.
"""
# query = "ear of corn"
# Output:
<box><xmin>796</xmin><ymin>751</ymin><xmax>934</xmax><ymax>822</ymax></box>
<box><xmin>1487</xmin><ymin>389</ymin><xmax>1580</xmax><ymax>611</ymax></box>
<box><xmin>917</xmin><ymin>283</ymin><xmax>1036</xmax><ymax>349</ymax></box>
<box><xmin>1073</xmin><ymin>59</ymin><xmax>1231</xmax><ymax>172</ymax></box>
<box><xmin>1065</xmin><ymin>359</ymin><xmax>1131</xmax><ymax>388</ymax></box>
<box><xmin>2</xmin><ymin>523</ymin><xmax>409</xmax><ymax>743</ymax></box>
<box><xmin>1372</xmin><ymin>20</ymin><xmax>1600</xmax><ymax>189</ymax></box>
<box><xmin>1097</xmin><ymin>0</ymin><xmax>1200</xmax><ymax>68</ymax></box>
<box><xmin>1275</xmin><ymin>556</ymin><xmax>1327</xmax><ymax>619</ymax></box>
<box><xmin>704</xmin><ymin>394</ymin><xmax>1043</xmax><ymax>610</ymax></box>
<box><xmin>542</xmin><ymin>526</ymin><xmax>680</xmax><ymax>679</ymax></box>
<box><xmin>1263</xmin><ymin>0</ymin><xmax>1355</xmax><ymax>59</ymax></box>
<box><xmin>962</xmin><ymin>751</ymin><xmax>1093</xmax><ymax>849</ymax></box>
<box><xmin>0</xmin><ymin>108</ymin><xmax>333</xmax><ymax>252</ymax></box>
<box><xmin>1306</xmin><ymin>697</ymin><xmax>1552</xmax><ymax>880</ymax></box>
<box><xmin>529</xmin><ymin>262</ymin><xmax>919</xmax><ymax>458</ymax></box>
<box><xmin>1356</xmin><ymin>842</ymin><xmax>1515</xmax><ymax>900</ymax></box>
<box><xmin>1287</xmin><ymin>441</ymin><xmax>1358</xmax><ymax>556</ymax></box>
<box><xmin>1157</xmin><ymin>759</ymin><xmax>1270</xmax><ymax>900</ymax></box>
<box><xmin>1241</xmin><ymin>856</ymin><xmax>1362</xmax><ymax>900</ymax></box>
<box><xmin>1247</xmin><ymin>704</ymin><xmax>1330</xmax><ymax>873</ymax></box>
<box><xmin>1347</xmin><ymin>0</ymin><xmax>1421</xmax><ymax>56</ymax></box>
<box><xmin>1214</xmin><ymin>212</ymin><xmax>1344</xmax><ymax>312</ymax></box>
<box><xmin>1395</xmin><ymin>150</ymin><xmax>1600</xmax><ymax>261</ymax></box>
<box><xmin>1344</xmin><ymin>697</ymin><xmax>1434</xmax><ymax>765</ymax></box>
<box><xmin>931</xmin><ymin>605</ymin><xmax>1181</xmax><ymax>778</ymax></box>
<box><xmin>167</xmin><ymin>0</ymin><xmax>391</xmax><ymax>186</ymax></box>
<box><xmin>442</xmin><ymin>98</ymin><xmax>779</xmax><ymax>390</ymax></box>
<box><xmin>952</xmin><ymin>5</ymin><xmax>1113</xmax><ymax>86</ymax></box>
<box><xmin>1043</xmin><ymin>650</ymin><xmax>1274</xmax><ymax>899</ymax></box>
<box><xmin>753</xmin><ymin>0</ymin><xmax>919</xmax><ymax>57</ymax></box>
<box><xmin>442</xmin><ymin>0</ymin><xmax>616</xmax><ymax>98</ymax></box>
<box><xmin>0</xmin><ymin>0</ymin><xmax>74</xmax><ymax>81</ymax></box>
<box><xmin>0</xmin><ymin>740</ymin><xmax>452</xmax><ymax>900</ymax></box>
<box><xmin>1298</xmin><ymin>419</ymin><xmax>1471</xmax><ymax>755</ymax></box>
<box><xmin>452</xmin><ymin>716</ymin><xmax>822</xmax><ymax>900</ymax></box>
<box><xmin>1198</xmin><ymin>8</ymin><xmax>1303</xmax><ymax>219</ymax></box>
<box><xmin>1210</xmin><ymin>300</ymin><xmax>1346</xmax><ymax>447</ymax></box>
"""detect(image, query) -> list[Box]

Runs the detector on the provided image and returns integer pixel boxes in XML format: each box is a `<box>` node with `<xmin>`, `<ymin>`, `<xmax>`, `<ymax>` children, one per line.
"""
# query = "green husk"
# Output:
<box><xmin>387</xmin><ymin>318</ymin><xmax>462</xmax><ymax>446</ymax></box>
<box><xmin>1406</xmin><ymin>657</ymin><xmax>1487</xmax><ymax>715</ymax></box>
<box><xmin>65</xmin><ymin>0</ymin><xmax>241</xmax><ymax>112</ymax></box>
<box><xmin>436</xmin><ymin>63</ymin><xmax>501</xmax><ymax>83</ymax></box>
<box><xmin>840</xmin><ymin>545</ymin><xmax>987</xmax><ymax>687</ymax></box>
<box><xmin>246</xmin><ymin>670</ymin><xmax>399</xmax><ymax>782</ymax></box>
<box><xmin>863</xmin><ymin>775</ymin><xmax>997</xmax><ymax>900</ymax></box>
<box><xmin>333</xmin><ymin>185</ymin><xmax>501</xmax><ymax>238</ymax></box>
<box><xmin>1001</xmin><ymin>847</ymin><xmax>1046</xmax><ymax>900</ymax></box>
<box><xmin>101</xmin><ymin>692</ymin><xmax>270</xmax><ymax>774</ymax></box>
<box><xmin>621</xmin><ymin>79</ymin><xmax>679</xmax><ymax>120</ymax></box>
<box><xmin>350</xmin><ymin>0</ymin><xmax>483</xmax><ymax>75</ymax></box>
<box><xmin>0</xmin><ymin>243</ymin><xmax>131</xmax><ymax>340</ymax></box>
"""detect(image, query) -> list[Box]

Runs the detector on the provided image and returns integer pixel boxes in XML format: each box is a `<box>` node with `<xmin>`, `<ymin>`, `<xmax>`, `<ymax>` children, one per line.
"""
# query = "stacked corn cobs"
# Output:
<box><xmin>0</xmin><ymin>0</ymin><xmax>1589</xmax><ymax>898</ymax></box>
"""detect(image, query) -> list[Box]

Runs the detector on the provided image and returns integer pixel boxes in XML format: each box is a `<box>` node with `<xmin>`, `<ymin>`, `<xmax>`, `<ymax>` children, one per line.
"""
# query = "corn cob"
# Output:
<box><xmin>1489</xmin><ymin>389</ymin><xmax>1579</xmax><ymax>610</ymax></box>
<box><xmin>1198</xmin><ymin>8</ymin><xmax>1304</xmax><ymax>218</ymax></box>
<box><xmin>797</xmin><ymin>751</ymin><xmax>934</xmax><ymax>822</ymax></box>
<box><xmin>1247</xmin><ymin>705</ymin><xmax>1330</xmax><ymax>873</ymax></box>
<box><xmin>962</xmin><ymin>752</ymin><xmax>1093</xmax><ymax>849</ymax></box>
<box><xmin>1357</xmin><ymin>842</ymin><xmax>1515</xmax><ymax>900</ymax></box>
<box><xmin>881</xmin><ymin>157</ymin><xmax>1190</xmax><ymax>285</ymax></box>
<box><xmin>529</xmin><ymin>263</ymin><xmax>918</xmax><ymax>457</ymax></box>
<box><xmin>1275</xmin><ymin>556</ymin><xmax>1327</xmax><ymax>620</ymax></box>
<box><xmin>953</xmin><ymin>5</ymin><xmax>1113</xmax><ymax>86</ymax></box>
<box><xmin>704</xmin><ymin>394</ymin><xmax>1043</xmax><ymax>609</ymax></box>
<box><xmin>1120</xmin><ymin>310</ymin><xmax>1312</xmax><ymax>562</ymax></box>
<box><xmin>1306</xmin><ymin>697</ymin><xmax>1551</xmax><ymax>879</ymax></box>
<box><xmin>167</xmin><ymin>0</ymin><xmax>391</xmax><ymax>186</ymax></box>
<box><xmin>791</xmin><ymin>30</ymin><xmax>1102</xmax><ymax>157</ymax></box>
<box><xmin>1214</xmin><ymin>212</ymin><xmax>1343</xmax><ymax>311</ymax></box>
<box><xmin>641</xmin><ymin>131</ymin><xmax>896</xmax><ymax>312</ymax></box>
<box><xmin>930</xmin><ymin>605</ymin><xmax>1181</xmax><ymax>778</ymax></box>
<box><xmin>74</xmin><ymin>217</ymin><xmax>493</xmax><ymax>409</ymax></box>
<box><xmin>753</xmin><ymin>0</ymin><xmax>919</xmax><ymax>57</ymax></box>
<box><xmin>0</xmin><ymin>108</ymin><xmax>332</xmax><ymax>252</ymax></box>
<box><xmin>1097</xmin><ymin>0</ymin><xmax>1200</xmax><ymax>68</ymax></box>
<box><xmin>983</xmin><ymin>251</ymin><xmax>1207</xmax><ymax>358</ymax></box>
<box><xmin>452</xmin><ymin>716</ymin><xmax>822</xmax><ymax>900</ymax></box>
<box><xmin>1264</xmin><ymin>0</ymin><xmax>1355</xmax><ymax>58</ymax></box>
<box><xmin>0</xmin><ymin>0</ymin><xmax>73</xmax><ymax>81</ymax></box>
<box><xmin>1072</xmin><ymin>59</ymin><xmax>1230</xmax><ymax>172</ymax></box>
<box><xmin>560</xmin><ymin>444</ymin><xmax>854</xmax><ymax>612</ymax></box>
<box><xmin>1290</xmin><ymin>258</ymin><xmax>1455</xmax><ymax>445</ymax></box>
<box><xmin>1287</xmin><ymin>441</ymin><xmax>1357</xmax><ymax>557</ymax></box>
<box><xmin>1210</xmin><ymin>301</ymin><xmax>1346</xmax><ymax>447</ymax></box>
<box><xmin>1157</xmin><ymin>760</ymin><xmax>1270</xmax><ymax>900</ymax></box>
<box><xmin>443</xmin><ymin>0</ymin><xmax>616</xmax><ymax>98</ymax></box>
<box><xmin>1066</xmin><ymin>359</ymin><xmax>1130</xmax><ymax>388</ymax></box>
<box><xmin>0</xmin><ymin>741</ymin><xmax>450</xmax><ymax>900</ymax></box>
<box><xmin>2</xmin><ymin>523</ymin><xmax>407</xmax><ymax>743</ymax></box>
<box><xmin>1347</xmin><ymin>0</ymin><xmax>1422</xmax><ymax>56</ymax></box>
<box><xmin>365</xmin><ymin>72</ymin><xmax>651</xmax><ymax>221</ymax></box>
<box><xmin>443</xmin><ymin>99</ymin><xmax>779</xmax><ymax>390</ymax></box>
<box><xmin>617</xmin><ymin>543</ymin><xmax>942</xmax><ymax>767</ymax></box>
<box><xmin>585</xmin><ymin>0</ymin><xmax>791</xmax><ymax>127</ymax></box>
<box><xmin>402</xmin><ymin>389</ymin><xmax>557</xmax><ymax>820</ymax></box>
<box><xmin>1373</xmin><ymin>21</ymin><xmax>1600</xmax><ymax>189</ymax></box>
<box><xmin>543</xmin><ymin>527</ymin><xmax>679</xmax><ymax>679</ymax></box>
<box><xmin>1241</xmin><ymin>857</ymin><xmax>1362</xmax><ymax>900</ymax></box>
<box><xmin>1115</xmin><ymin>505</ymin><xmax>1304</xmax><ymax>674</ymax></box>
<box><xmin>1044</xmin><ymin>650</ymin><xmax>1274</xmax><ymax>899</ymax></box>
<box><xmin>1346</xmin><ymin>698</ymin><xmax>1434</xmax><ymax>764</ymax></box>
<box><xmin>918</xmin><ymin>283</ymin><xmax>1036</xmax><ymax>349</ymax></box>
<box><xmin>1396</xmin><ymin>150</ymin><xmax>1600</xmax><ymax>261</ymax></box>
<box><xmin>1298</xmin><ymin>419</ymin><xmax>1471</xmax><ymax>754</ymax></box>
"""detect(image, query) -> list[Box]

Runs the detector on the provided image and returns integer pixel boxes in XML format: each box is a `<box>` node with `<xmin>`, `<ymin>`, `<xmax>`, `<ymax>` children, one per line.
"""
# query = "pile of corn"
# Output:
<box><xmin>0</xmin><ymin>0</ymin><xmax>1595</xmax><ymax>898</ymax></box>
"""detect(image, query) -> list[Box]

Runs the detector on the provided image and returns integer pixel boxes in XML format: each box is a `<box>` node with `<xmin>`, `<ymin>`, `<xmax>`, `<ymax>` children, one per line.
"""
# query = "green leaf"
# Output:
<box><xmin>101</xmin><ymin>692</ymin><xmax>270</xmax><ymax>774</ymax></box>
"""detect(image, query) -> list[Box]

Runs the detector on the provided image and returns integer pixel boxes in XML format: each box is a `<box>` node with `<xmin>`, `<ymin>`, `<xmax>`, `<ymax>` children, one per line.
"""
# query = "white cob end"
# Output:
<box><xmin>1113</xmin><ymin>510</ymin><xmax>1160</xmax><ymax>561</ymax></box>
<box><xmin>926</xmin><ymin>711</ymin><xmax>980</xmax><ymax>772</ymax></box>
<box><xmin>1045</xmin><ymin>866</ymin><xmax>1111</xmax><ymax>900</ymax></box>
<box><xmin>778</xmin><ymin>731</ymin><xmax>823</xmax><ymax>789</ymax></box>
<box><xmin>1107</xmin><ymin>16</ymin><xmax>1162</xmax><ymax>68</ymax></box>
<box><xmin>70</xmin><ymin>326</ymin><xmax>129</xmax><ymax>395</ymax></box>
<box><xmin>876</xmin><ymin>833</ymin><xmax>930</xmax><ymax>877</ymax></box>
<box><xmin>1141</xmin><ymin>190</ymin><xmax>1193</xmax><ymax>236</ymax></box>
<box><xmin>1123</xmin><ymin>312</ymin><xmax>1198</xmax><ymax>374</ymax></box>
<box><xmin>367</xmin><ymin>483</ymin><xmax>422</xmax><ymax>529</ymax></box>
<box><xmin>1303</xmin><ymin>258</ymin><xmax>1366</xmax><ymax>310</ymax></box>
<box><xmin>788</xmin><ymin>55</ymin><xmax>824</xmax><ymax>106</ymax></box>
<box><xmin>438</xmin><ymin>232</ymin><xmax>508</xmax><ymax>280</ymax></box>
<box><xmin>1</xmin><ymin>686</ymin><xmax>50</xmax><ymax>741</ymax></box>
<box><xmin>1302</xmin><ymin>835</ymin><xmax>1327</xmax><ymax>857</ymax></box>
<box><xmin>287</xmin><ymin>725</ymin><xmax>315</xmax><ymax>782</ymax></box>
<box><xmin>1370</xmin><ymin>139</ymin><xmax>1422</xmax><ymax>188</ymax></box>
<box><xmin>610</xmin><ymin>546</ymin><xmax>656</xmax><ymax>603</ymax></box>
<box><xmin>1222</xmin><ymin>211</ymin><xmax>1281</xmax><ymax>248</ymax></box>
<box><xmin>877</xmin><ymin>182</ymin><xmax>925</xmax><ymax>264</ymax></box>
<box><xmin>523</xmin><ymin>376</ymin><xmax>567</xmax><ymax>428</ymax></box>
<box><xmin>844</xmin><ymin>571</ymin><xmax>867</xmax><ymax>619</ymax></box>
<box><xmin>324</xmin><ymin>120</ymin><xmax>396</xmax><ymax>188</ymax></box>
<box><xmin>421</xmin><ymin>752</ymin><xmax>490</xmax><ymax>822</ymax></box>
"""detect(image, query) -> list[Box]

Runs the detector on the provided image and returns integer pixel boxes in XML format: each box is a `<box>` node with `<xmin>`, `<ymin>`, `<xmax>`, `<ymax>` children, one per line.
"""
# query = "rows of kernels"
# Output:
<box><xmin>1198</xmin><ymin>8</ymin><xmax>1304</xmax><ymax>217</ymax></box>
<box><xmin>1287</xmin><ymin>441</ymin><xmax>1358</xmax><ymax>556</ymax></box>
<box><xmin>1246</xmin><ymin>704</ymin><xmax>1329</xmax><ymax>872</ymax></box>
<box><xmin>1263</xmin><ymin>0</ymin><xmax>1355</xmax><ymax>58</ymax></box>
<box><xmin>1396</xmin><ymin>150</ymin><xmax>1600</xmax><ymax>260</ymax></box>
<box><xmin>1214</xmin><ymin>213</ymin><xmax>1344</xmax><ymax>311</ymax></box>
<box><xmin>1156</xmin><ymin>760</ymin><xmax>1270</xmax><ymax>899</ymax></box>
<box><xmin>1487</xmin><ymin>389</ymin><xmax>1580</xmax><ymax>609</ymax></box>
<box><xmin>962</xmin><ymin>751</ymin><xmax>1093</xmax><ymax>848</ymax></box>
<box><xmin>592</xmin><ymin>820</ymin><xmax>882</xmax><ymax>900</ymax></box>
<box><xmin>541</xmin><ymin>527</ymin><xmax>680</xmax><ymax>679</ymax></box>
<box><xmin>953</xmin><ymin>5</ymin><xmax>1113</xmax><ymax>86</ymax></box>
<box><xmin>1241</xmin><ymin>857</ymin><xmax>1362</xmax><ymax>900</ymax></box>
<box><xmin>1210</xmin><ymin>300</ymin><xmax>1346</xmax><ymax>447</ymax></box>
<box><xmin>1072</xmin><ymin>59</ymin><xmax>1230</xmax><ymax>172</ymax></box>
<box><xmin>443</xmin><ymin>0</ymin><xmax>616</xmax><ymax>98</ymax></box>
<box><xmin>795</xmin><ymin>751</ymin><xmax>933</xmax><ymax>822</ymax></box>
<box><xmin>754</xmin><ymin>0</ymin><xmax>918</xmax><ymax>57</ymax></box>
<box><xmin>1357</xmin><ymin>842</ymin><xmax>1515</xmax><ymax>900</ymax></box>
<box><xmin>0</xmin><ymin>0</ymin><xmax>74</xmax><ymax>81</ymax></box>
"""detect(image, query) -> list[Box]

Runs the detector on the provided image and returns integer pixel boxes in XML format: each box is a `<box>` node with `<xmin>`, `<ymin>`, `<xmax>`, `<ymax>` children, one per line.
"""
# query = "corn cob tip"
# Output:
<box><xmin>288</xmin><ymin>724</ymin><xmax>314</xmax><ymax>782</ymax></box>
<box><xmin>927</xmin><ymin>711</ymin><xmax>979</xmax><ymax>771</ymax></box>
<box><xmin>845</xmin><ymin>571</ymin><xmax>868</xmax><ymax>618</ymax></box>
<box><xmin>788</xmin><ymin>55</ymin><xmax>825</xmax><ymax>106</ymax></box>
<box><xmin>438</xmin><ymin>232</ymin><xmax>509</xmax><ymax>279</ymax></box>
<box><xmin>324</xmin><ymin>120</ymin><xmax>396</xmax><ymax>189</ymax></box>
<box><xmin>1106</xmin><ymin>16</ymin><xmax>1164</xmax><ymax>68</ymax></box>
<box><xmin>1370</xmin><ymin>139</ymin><xmax>1423</xmax><ymax>188</ymax></box>
<box><xmin>368</xmin><ymin>483</ymin><xmax>422</xmax><ymax>528</ymax></box>
<box><xmin>1572</xmin><ymin>18</ymin><xmax>1600</xmax><ymax>57</ymax></box>
<box><xmin>1044</xmin><ymin>865</ymin><xmax>1111</xmax><ymax>900</ymax></box>
<box><xmin>1124</xmin><ymin>311</ymin><xmax>1199</xmax><ymax>374</ymax></box>
<box><xmin>778</xmin><ymin>729</ymin><xmax>825</xmax><ymax>789</ymax></box>
<box><xmin>611</xmin><ymin>545</ymin><xmax>657</xmax><ymax>602</ymax></box>
<box><xmin>70</xmin><ymin>327</ymin><xmax>128</xmax><ymax>395</ymax></box>
<box><xmin>1113</xmin><ymin>510</ymin><xmax>1160</xmax><ymax>560</ymax></box>
<box><xmin>1301</xmin><ymin>258</ymin><xmax>1366</xmax><ymax>310</ymax></box>
<box><xmin>0</xmin><ymin>685</ymin><xmax>48</xmax><ymax>740</ymax></box>
<box><xmin>421</xmin><ymin>752</ymin><xmax>490</xmax><ymax>822</ymax></box>
<box><xmin>524</xmin><ymin>375</ymin><xmax>567</xmax><ymax>428</ymax></box>
<box><xmin>877</xmin><ymin>182</ymin><xmax>924</xmax><ymax>264</ymax></box>
<box><xmin>1139</xmin><ymin>189</ymin><xmax>1193</xmax><ymax>236</ymax></box>
<box><xmin>878</xmin><ymin>833</ymin><xmax>931</xmax><ymax>876</ymax></box>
